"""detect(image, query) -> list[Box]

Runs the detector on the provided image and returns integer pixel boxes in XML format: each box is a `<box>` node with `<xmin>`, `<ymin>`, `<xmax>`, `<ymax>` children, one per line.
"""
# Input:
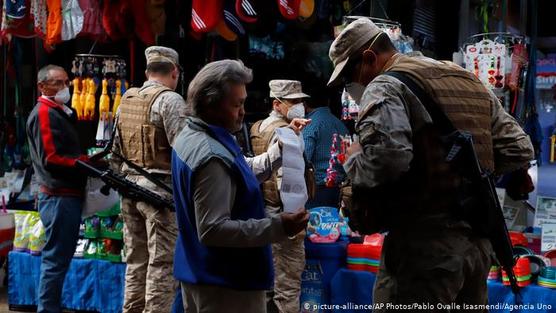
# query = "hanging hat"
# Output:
<box><xmin>299</xmin><ymin>0</ymin><xmax>315</xmax><ymax>19</ymax></box>
<box><xmin>269</xmin><ymin>80</ymin><xmax>310</xmax><ymax>99</ymax></box>
<box><xmin>5</xmin><ymin>0</ymin><xmax>27</xmax><ymax>19</ymax></box>
<box><xmin>236</xmin><ymin>0</ymin><xmax>258</xmax><ymax>23</ymax></box>
<box><xmin>328</xmin><ymin>18</ymin><xmax>383</xmax><ymax>86</ymax></box>
<box><xmin>191</xmin><ymin>0</ymin><xmax>223</xmax><ymax>33</ymax></box>
<box><xmin>145</xmin><ymin>46</ymin><xmax>179</xmax><ymax>66</ymax></box>
<box><xmin>224</xmin><ymin>0</ymin><xmax>246</xmax><ymax>36</ymax></box>
<box><xmin>277</xmin><ymin>0</ymin><xmax>301</xmax><ymax>20</ymax></box>
<box><xmin>215</xmin><ymin>20</ymin><xmax>238</xmax><ymax>41</ymax></box>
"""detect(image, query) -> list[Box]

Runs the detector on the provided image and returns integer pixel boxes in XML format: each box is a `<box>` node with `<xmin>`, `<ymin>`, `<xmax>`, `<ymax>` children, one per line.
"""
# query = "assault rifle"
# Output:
<box><xmin>76</xmin><ymin>160</ymin><xmax>175</xmax><ymax>211</ymax></box>
<box><xmin>445</xmin><ymin>131</ymin><xmax>520</xmax><ymax>296</ymax></box>
<box><xmin>384</xmin><ymin>71</ymin><xmax>521</xmax><ymax>297</ymax></box>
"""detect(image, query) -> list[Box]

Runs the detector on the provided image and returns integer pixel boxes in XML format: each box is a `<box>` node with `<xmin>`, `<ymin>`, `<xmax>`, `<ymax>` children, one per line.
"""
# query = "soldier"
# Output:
<box><xmin>111</xmin><ymin>46</ymin><xmax>187</xmax><ymax>313</ymax></box>
<box><xmin>328</xmin><ymin>19</ymin><xmax>534</xmax><ymax>310</ymax></box>
<box><xmin>250</xmin><ymin>80</ymin><xmax>309</xmax><ymax>313</ymax></box>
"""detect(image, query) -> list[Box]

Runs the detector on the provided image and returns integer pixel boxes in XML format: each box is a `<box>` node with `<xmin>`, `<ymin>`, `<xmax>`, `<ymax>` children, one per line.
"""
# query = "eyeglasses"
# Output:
<box><xmin>44</xmin><ymin>79</ymin><xmax>70</xmax><ymax>87</ymax></box>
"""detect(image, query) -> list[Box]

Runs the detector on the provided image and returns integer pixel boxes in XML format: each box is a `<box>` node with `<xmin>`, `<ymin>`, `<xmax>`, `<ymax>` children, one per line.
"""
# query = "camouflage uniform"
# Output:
<box><xmin>250</xmin><ymin>80</ymin><xmax>309</xmax><ymax>313</ymax></box>
<box><xmin>328</xmin><ymin>20</ymin><xmax>534</xmax><ymax>311</ymax></box>
<box><xmin>111</xmin><ymin>47</ymin><xmax>187</xmax><ymax>313</ymax></box>
<box><xmin>348</xmin><ymin>56</ymin><xmax>532</xmax><ymax>310</ymax></box>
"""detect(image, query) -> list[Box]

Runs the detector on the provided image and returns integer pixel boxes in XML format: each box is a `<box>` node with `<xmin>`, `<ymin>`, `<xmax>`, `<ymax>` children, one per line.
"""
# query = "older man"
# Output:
<box><xmin>172</xmin><ymin>60</ymin><xmax>309</xmax><ymax>313</ymax></box>
<box><xmin>328</xmin><ymin>18</ymin><xmax>534</xmax><ymax>310</ymax></box>
<box><xmin>27</xmin><ymin>65</ymin><xmax>89</xmax><ymax>313</ymax></box>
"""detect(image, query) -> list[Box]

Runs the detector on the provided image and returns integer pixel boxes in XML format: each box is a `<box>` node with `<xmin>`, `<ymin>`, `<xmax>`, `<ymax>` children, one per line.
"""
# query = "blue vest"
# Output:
<box><xmin>172</xmin><ymin>118</ymin><xmax>273</xmax><ymax>290</ymax></box>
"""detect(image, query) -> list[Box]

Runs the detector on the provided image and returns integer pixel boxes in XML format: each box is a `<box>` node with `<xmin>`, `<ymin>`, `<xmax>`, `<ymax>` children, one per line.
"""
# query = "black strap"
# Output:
<box><xmin>383</xmin><ymin>71</ymin><xmax>456</xmax><ymax>134</ymax></box>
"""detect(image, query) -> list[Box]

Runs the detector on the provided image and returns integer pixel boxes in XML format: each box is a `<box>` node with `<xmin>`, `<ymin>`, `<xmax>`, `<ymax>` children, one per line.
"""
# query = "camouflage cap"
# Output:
<box><xmin>328</xmin><ymin>18</ymin><xmax>382</xmax><ymax>86</ymax></box>
<box><xmin>269</xmin><ymin>80</ymin><xmax>310</xmax><ymax>99</ymax></box>
<box><xmin>145</xmin><ymin>46</ymin><xmax>179</xmax><ymax>66</ymax></box>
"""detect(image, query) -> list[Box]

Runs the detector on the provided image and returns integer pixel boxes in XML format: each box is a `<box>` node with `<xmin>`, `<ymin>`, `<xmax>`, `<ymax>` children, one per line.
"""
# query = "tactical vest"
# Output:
<box><xmin>386</xmin><ymin>55</ymin><xmax>494</xmax><ymax>172</ymax></box>
<box><xmin>117</xmin><ymin>85</ymin><xmax>172</xmax><ymax>171</ymax></box>
<box><xmin>250</xmin><ymin>118</ymin><xmax>289</xmax><ymax>208</ymax></box>
<box><xmin>353</xmin><ymin>55</ymin><xmax>497</xmax><ymax>232</ymax></box>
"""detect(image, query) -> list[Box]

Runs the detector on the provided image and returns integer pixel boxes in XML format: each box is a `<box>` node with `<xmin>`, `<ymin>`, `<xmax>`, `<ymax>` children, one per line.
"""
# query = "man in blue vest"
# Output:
<box><xmin>172</xmin><ymin>59</ymin><xmax>310</xmax><ymax>313</ymax></box>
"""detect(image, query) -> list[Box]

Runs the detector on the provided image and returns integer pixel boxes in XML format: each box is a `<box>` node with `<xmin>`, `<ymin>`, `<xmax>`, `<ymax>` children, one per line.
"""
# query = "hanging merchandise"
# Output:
<box><xmin>71</xmin><ymin>77</ymin><xmax>83</xmax><ymax>119</ymax></box>
<box><xmin>77</xmin><ymin>0</ymin><xmax>105</xmax><ymax>40</ymax></box>
<box><xmin>129</xmin><ymin>0</ymin><xmax>155</xmax><ymax>45</ymax></box>
<box><xmin>45</xmin><ymin>0</ymin><xmax>63</xmax><ymax>46</ymax></box>
<box><xmin>462</xmin><ymin>33</ymin><xmax>528</xmax><ymax>93</ymax></box>
<box><xmin>1</xmin><ymin>0</ymin><xmax>35</xmax><ymax>39</ymax></box>
<box><xmin>224</xmin><ymin>0</ymin><xmax>245</xmax><ymax>37</ymax></box>
<box><xmin>99</xmin><ymin>78</ymin><xmax>110</xmax><ymax>120</ymax></box>
<box><xmin>215</xmin><ymin>20</ymin><xmax>238</xmax><ymax>42</ymax></box>
<box><xmin>112</xmin><ymin>80</ymin><xmax>122</xmax><ymax>116</ymax></box>
<box><xmin>191</xmin><ymin>0</ymin><xmax>223</xmax><ymax>34</ymax></box>
<box><xmin>71</xmin><ymin>54</ymin><xmax>128</xmax><ymax>146</ymax></box>
<box><xmin>30</xmin><ymin>0</ymin><xmax>47</xmax><ymax>38</ymax></box>
<box><xmin>340</xmin><ymin>89</ymin><xmax>359</xmax><ymax>121</ymax></box>
<box><xmin>61</xmin><ymin>0</ymin><xmax>84</xmax><ymax>41</ymax></box>
<box><xmin>342</xmin><ymin>16</ymin><xmax>414</xmax><ymax>54</ymax></box>
<box><xmin>5</xmin><ymin>0</ymin><xmax>27</xmax><ymax>19</ymax></box>
<box><xmin>463</xmin><ymin>38</ymin><xmax>507</xmax><ymax>90</ymax></box>
<box><xmin>146</xmin><ymin>0</ymin><xmax>166</xmax><ymax>37</ymax></box>
<box><xmin>462</xmin><ymin>33</ymin><xmax>530</xmax><ymax>120</ymax></box>
<box><xmin>325</xmin><ymin>134</ymin><xmax>339</xmax><ymax>188</ymax></box>
<box><xmin>509</xmin><ymin>43</ymin><xmax>528</xmax><ymax>91</ymax></box>
<box><xmin>236</xmin><ymin>0</ymin><xmax>257</xmax><ymax>23</ymax></box>
<box><xmin>101</xmin><ymin>0</ymin><xmax>129</xmax><ymax>41</ymax></box>
<box><xmin>298</xmin><ymin>0</ymin><xmax>315</xmax><ymax>19</ymax></box>
<box><xmin>277</xmin><ymin>0</ymin><xmax>300</xmax><ymax>20</ymax></box>
<box><xmin>325</xmin><ymin>133</ymin><xmax>352</xmax><ymax>188</ymax></box>
<box><xmin>84</xmin><ymin>78</ymin><xmax>96</xmax><ymax>120</ymax></box>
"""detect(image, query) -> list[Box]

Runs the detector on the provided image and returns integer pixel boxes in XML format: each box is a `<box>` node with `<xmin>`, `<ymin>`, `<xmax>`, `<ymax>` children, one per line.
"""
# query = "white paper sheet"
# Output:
<box><xmin>275</xmin><ymin>127</ymin><xmax>307</xmax><ymax>213</ymax></box>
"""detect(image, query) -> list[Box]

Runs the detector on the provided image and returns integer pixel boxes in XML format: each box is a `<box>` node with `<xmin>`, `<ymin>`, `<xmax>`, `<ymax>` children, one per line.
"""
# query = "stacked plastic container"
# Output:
<box><xmin>502</xmin><ymin>257</ymin><xmax>531</xmax><ymax>287</ymax></box>
<box><xmin>538</xmin><ymin>266</ymin><xmax>556</xmax><ymax>289</ymax></box>
<box><xmin>346</xmin><ymin>233</ymin><xmax>384</xmax><ymax>273</ymax></box>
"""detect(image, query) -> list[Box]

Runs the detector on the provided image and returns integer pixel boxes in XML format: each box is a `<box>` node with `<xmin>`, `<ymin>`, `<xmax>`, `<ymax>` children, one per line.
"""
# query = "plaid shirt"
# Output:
<box><xmin>302</xmin><ymin>107</ymin><xmax>349</xmax><ymax>186</ymax></box>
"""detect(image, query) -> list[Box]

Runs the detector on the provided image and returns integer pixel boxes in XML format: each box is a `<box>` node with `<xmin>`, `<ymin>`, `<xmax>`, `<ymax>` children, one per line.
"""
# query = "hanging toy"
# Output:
<box><xmin>341</xmin><ymin>89</ymin><xmax>351</xmax><ymax>121</ymax></box>
<box><xmin>112</xmin><ymin>80</ymin><xmax>123</xmax><ymax>116</ymax></box>
<box><xmin>71</xmin><ymin>78</ymin><xmax>83</xmax><ymax>119</ymax></box>
<box><xmin>325</xmin><ymin>134</ymin><xmax>339</xmax><ymax>188</ymax></box>
<box><xmin>99</xmin><ymin>79</ymin><xmax>111</xmax><ymax>121</ymax></box>
<box><xmin>84</xmin><ymin>79</ymin><xmax>97</xmax><ymax>120</ymax></box>
<box><xmin>509</xmin><ymin>43</ymin><xmax>528</xmax><ymax>91</ymax></box>
<box><xmin>79</xmin><ymin>77</ymin><xmax>89</xmax><ymax>120</ymax></box>
<box><xmin>337</xmin><ymin>136</ymin><xmax>348</xmax><ymax>164</ymax></box>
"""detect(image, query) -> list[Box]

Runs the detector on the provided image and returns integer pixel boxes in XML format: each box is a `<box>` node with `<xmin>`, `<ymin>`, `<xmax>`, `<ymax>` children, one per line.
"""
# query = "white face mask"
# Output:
<box><xmin>52</xmin><ymin>87</ymin><xmax>71</xmax><ymax>104</ymax></box>
<box><xmin>345</xmin><ymin>83</ymin><xmax>366</xmax><ymax>105</ymax></box>
<box><xmin>286</xmin><ymin>103</ymin><xmax>305</xmax><ymax>120</ymax></box>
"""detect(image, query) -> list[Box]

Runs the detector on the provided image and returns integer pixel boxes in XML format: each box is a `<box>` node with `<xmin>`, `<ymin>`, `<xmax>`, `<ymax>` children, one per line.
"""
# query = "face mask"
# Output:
<box><xmin>345</xmin><ymin>83</ymin><xmax>366</xmax><ymax>104</ymax></box>
<box><xmin>53</xmin><ymin>87</ymin><xmax>71</xmax><ymax>104</ymax></box>
<box><xmin>287</xmin><ymin>103</ymin><xmax>305</xmax><ymax>120</ymax></box>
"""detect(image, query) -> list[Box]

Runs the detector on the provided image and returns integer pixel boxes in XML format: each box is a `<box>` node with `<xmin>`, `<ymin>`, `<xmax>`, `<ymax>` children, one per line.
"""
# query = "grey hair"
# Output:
<box><xmin>37</xmin><ymin>65</ymin><xmax>65</xmax><ymax>83</ymax></box>
<box><xmin>187</xmin><ymin>60</ymin><xmax>253</xmax><ymax>117</ymax></box>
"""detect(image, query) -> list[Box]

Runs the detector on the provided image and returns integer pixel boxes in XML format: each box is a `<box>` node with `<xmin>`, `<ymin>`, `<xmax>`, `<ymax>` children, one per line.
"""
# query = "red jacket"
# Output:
<box><xmin>26</xmin><ymin>97</ymin><xmax>88</xmax><ymax>197</ymax></box>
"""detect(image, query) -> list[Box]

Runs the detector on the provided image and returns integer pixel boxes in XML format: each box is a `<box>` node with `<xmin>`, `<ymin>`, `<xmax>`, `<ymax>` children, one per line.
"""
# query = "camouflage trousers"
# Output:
<box><xmin>372</xmin><ymin>224</ymin><xmax>492</xmax><ymax>313</ymax></box>
<box><xmin>121</xmin><ymin>197</ymin><xmax>178</xmax><ymax>313</ymax></box>
<box><xmin>272</xmin><ymin>232</ymin><xmax>306</xmax><ymax>313</ymax></box>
